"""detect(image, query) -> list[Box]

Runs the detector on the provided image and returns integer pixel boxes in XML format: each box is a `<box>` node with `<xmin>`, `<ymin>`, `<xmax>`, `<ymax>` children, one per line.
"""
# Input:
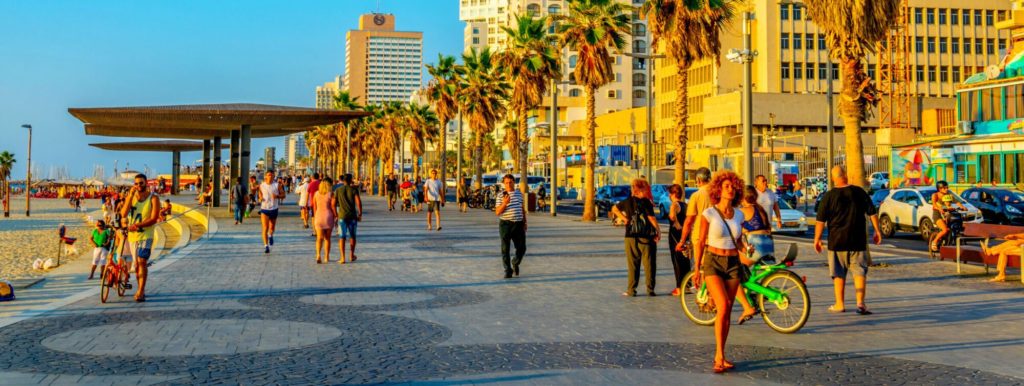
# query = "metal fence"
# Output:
<box><xmin>752</xmin><ymin>146</ymin><xmax>888</xmax><ymax>182</ymax></box>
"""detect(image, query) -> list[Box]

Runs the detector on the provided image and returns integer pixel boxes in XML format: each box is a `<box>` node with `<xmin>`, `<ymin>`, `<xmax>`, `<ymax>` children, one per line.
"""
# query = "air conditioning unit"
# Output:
<box><xmin>957</xmin><ymin>121</ymin><xmax>974</xmax><ymax>135</ymax></box>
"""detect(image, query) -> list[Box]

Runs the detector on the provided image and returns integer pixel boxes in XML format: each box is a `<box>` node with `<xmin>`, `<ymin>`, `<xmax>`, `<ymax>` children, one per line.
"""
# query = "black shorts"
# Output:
<box><xmin>702</xmin><ymin>251</ymin><xmax>740</xmax><ymax>280</ymax></box>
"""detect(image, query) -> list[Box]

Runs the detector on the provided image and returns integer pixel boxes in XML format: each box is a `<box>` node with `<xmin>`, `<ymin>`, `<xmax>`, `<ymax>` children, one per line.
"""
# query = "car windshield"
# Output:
<box><xmin>920</xmin><ymin>188</ymin><xmax>965</xmax><ymax>204</ymax></box>
<box><xmin>778</xmin><ymin>199</ymin><xmax>793</xmax><ymax>210</ymax></box>
<box><xmin>995</xmin><ymin>190</ymin><xmax>1024</xmax><ymax>204</ymax></box>
<box><xmin>610</xmin><ymin>186</ymin><xmax>631</xmax><ymax>197</ymax></box>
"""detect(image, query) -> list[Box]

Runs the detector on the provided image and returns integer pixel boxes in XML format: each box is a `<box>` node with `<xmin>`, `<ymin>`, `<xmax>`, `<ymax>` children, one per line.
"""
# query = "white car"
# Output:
<box><xmin>773</xmin><ymin>199</ymin><xmax>809</xmax><ymax>234</ymax></box>
<box><xmin>877</xmin><ymin>187</ymin><xmax>983</xmax><ymax>240</ymax></box>
<box><xmin>869</xmin><ymin>172</ymin><xmax>890</xmax><ymax>190</ymax></box>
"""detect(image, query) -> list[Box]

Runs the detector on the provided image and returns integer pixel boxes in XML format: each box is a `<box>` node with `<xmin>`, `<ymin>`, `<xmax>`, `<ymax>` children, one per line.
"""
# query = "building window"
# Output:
<box><xmin>964</xmin><ymin>38</ymin><xmax>972</xmax><ymax>54</ymax></box>
<box><xmin>867</xmin><ymin>64</ymin><xmax>875</xmax><ymax>79</ymax></box>
<box><xmin>831</xmin><ymin>64</ymin><xmax>839</xmax><ymax>80</ymax></box>
<box><xmin>633</xmin><ymin>73</ymin><xmax>646</xmax><ymax>87</ymax></box>
<box><xmin>781</xmin><ymin>62</ymin><xmax>790</xmax><ymax>79</ymax></box>
<box><xmin>938</xmin><ymin>8</ymin><xmax>947</xmax><ymax>24</ymax></box>
<box><xmin>939</xmin><ymin>38</ymin><xmax>947</xmax><ymax>53</ymax></box>
<box><xmin>819</xmin><ymin>64</ymin><xmax>828</xmax><ymax>79</ymax></box>
<box><xmin>780</xmin><ymin>4</ymin><xmax>789</xmax><ymax>20</ymax></box>
<box><xmin>633</xmin><ymin>23</ymin><xmax>646</xmax><ymax>36</ymax></box>
<box><xmin>547</xmin><ymin>5</ymin><xmax>560</xmax><ymax>14</ymax></box>
<box><xmin>914</xmin><ymin>7</ymin><xmax>922</xmax><ymax>24</ymax></box>
<box><xmin>633</xmin><ymin>40</ymin><xmax>646</xmax><ymax>53</ymax></box>
<box><xmin>953</xmin><ymin>67</ymin><xmax>961</xmax><ymax>82</ymax></box>
<box><xmin>569</xmin><ymin>55</ymin><xmax>578</xmax><ymax>68</ymax></box>
<box><xmin>632</xmin><ymin>57</ymin><xmax>645</xmax><ymax>70</ymax></box>
<box><xmin>915</xmin><ymin>37</ymin><xmax>924</xmax><ymax>52</ymax></box>
<box><xmin>615</xmin><ymin>73</ymin><xmax>622</xmax><ymax>82</ymax></box>
<box><xmin>975</xmin><ymin>10</ymin><xmax>982</xmax><ymax>25</ymax></box>
<box><xmin>939</xmin><ymin>66</ymin><xmax>949</xmax><ymax>82</ymax></box>
<box><xmin>976</xmin><ymin>38</ymin><xmax>983</xmax><ymax>54</ymax></box>
<box><xmin>633</xmin><ymin>90</ymin><xmax>646</xmax><ymax>99</ymax></box>
<box><xmin>926</xmin><ymin>8</ymin><xmax>934</xmax><ymax>24</ymax></box>
<box><xmin>986</xmin><ymin>38</ymin><xmax>995</xmax><ymax>54</ymax></box>
<box><xmin>793</xmin><ymin>33</ymin><xmax>802</xmax><ymax>49</ymax></box>
<box><xmin>794</xmin><ymin>63</ymin><xmax>803</xmax><ymax>79</ymax></box>
<box><xmin>793</xmin><ymin>6</ymin><xmax>802</xmax><ymax>20</ymax></box>
<box><xmin>952</xmin><ymin>37</ymin><xmax>960</xmax><ymax>54</ymax></box>
<box><xmin>818</xmin><ymin>34</ymin><xmax>826</xmax><ymax>50</ymax></box>
<box><xmin>916</xmin><ymin>65</ymin><xmax>924</xmax><ymax>81</ymax></box>
<box><xmin>805</xmin><ymin>34</ymin><xmax>814</xmax><ymax>50</ymax></box>
<box><xmin>951</xmin><ymin>9</ymin><xmax>959</xmax><ymax>25</ymax></box>
<box><xmin>472</xmin><ymin>37</ymin><xmax>480</xmax><ymax>44</ymax></box>
<box><xmin>569</xmin><ymin>89</ymin><xmax>581</xmax><ymax>97</ymax></box>
<box><xmin>986</xmin><ymin>10</ymin><xmax>994</xmax><ymax>25</ymax></box>
<box><xmin>526</xmin><ymin>4</ymin><xmax>540</xmax><ymax>17</ymax></box>
<box><xmin>806</xmin><ymin>63</ymin><xmax>815</xmax><ymax>79</ymax></box>
<box><xmin>781</xmin><ymin>33</ymin><xmax>790</xmax><ymax>49</ymax></box>
<box><xmin>963</xmin><ymin>9</ymin><xmax>971</xmax><ymax>25</ymax></box>
<box><xmin>927</xmin><ymin>37</ymin><xmax>936</xmax><ymax>53</ymax></box>
<box><xmin>1000</xmin><ymin>39</ymin><xmax>1007</xmax><ymax>53</ymax></box>
<box><xmin>473</xmin><ymin>27</ymin><xmax>479</xmax><ymax>34</ymax></box>
<box><xmin>607</xmin><ymin>89</ymin><xmax>617</xmax><ymax>98</ymax></box>
<box><xmin>928</xmin><ymin>66</ymin><xmax>936</xmax><ymax>82</ymax></box>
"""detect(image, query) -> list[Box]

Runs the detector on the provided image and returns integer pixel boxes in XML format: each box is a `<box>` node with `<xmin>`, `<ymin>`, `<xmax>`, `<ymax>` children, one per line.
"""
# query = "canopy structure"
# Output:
<box><xmin>72</xmin><ymin>103</ymin><xmax>369</xmax><ymax>207</ymax></box>
<box><xmin>89</xmin><ymin>140</ymin><xmax>231</xmax><ymax>194</ymax></box>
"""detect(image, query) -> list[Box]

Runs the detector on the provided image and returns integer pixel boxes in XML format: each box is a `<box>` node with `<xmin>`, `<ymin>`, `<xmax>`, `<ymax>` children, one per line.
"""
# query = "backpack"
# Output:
<box><xmin>0</xmin><ymin>281</ymin><xmax>14</xmax><ymax>301</ymax></box>
<box><xmin>627</xmin><ymin>198</ymin><xmax>656</xmax><ymax>238</ymax></box>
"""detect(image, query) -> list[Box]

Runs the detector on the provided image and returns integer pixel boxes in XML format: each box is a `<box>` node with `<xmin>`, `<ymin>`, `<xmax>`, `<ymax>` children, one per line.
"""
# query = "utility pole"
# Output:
<box><xmin>457</xmin><ymin>111</ymin><xmax>463</xmax><ymax>193</ymax></box>
<box><xmin>741</xmin><ymin>11</ymin><xmax>755</xmax><ymax>183</ymax></box>
<box><xmin>826</xmin><ymin>55</ymin><xmax>835</xmax><ymax>187</ymax></box>
<box><xmin>768</xmin><ymin>113</ymin><xmax>776</xmax><ymax>185</ymax></box>
<box><xmin>550</xmin><ymin>80</ymin><xmax>560</xmax><ymax>216</ymax></box>
<box><xmin>21</xmin><ymin>124</ymin><xmax>32</xmax><ymax>217</ymax></box>
<box><xmin>624</xmin><ymin>52</ymin><xmax>666</xmax><ymax>182</ymax></box>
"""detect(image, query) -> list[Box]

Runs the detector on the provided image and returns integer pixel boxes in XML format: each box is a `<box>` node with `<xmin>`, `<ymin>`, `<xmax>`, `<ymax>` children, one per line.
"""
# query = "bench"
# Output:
<box><xmin>938</xmin><ymin>223</ymin><xmax>1024</xmax><ymax>283</ymax></box>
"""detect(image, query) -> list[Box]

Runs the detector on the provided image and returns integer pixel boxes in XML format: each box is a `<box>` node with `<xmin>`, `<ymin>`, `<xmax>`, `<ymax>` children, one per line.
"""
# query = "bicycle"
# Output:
<box><xmin>928</xmin><ymin>208</ymin><xmax>965</xmax><ymax>259</ymax></box>
<box><xmin>100</xmin><ymin>229</ymin><xmax>132</xmax><ymax>303</ymax></box>
<box><xmin>680</xmin><ymin>243</ymin><xmax>810</xmax><ymax>334</ymax></box>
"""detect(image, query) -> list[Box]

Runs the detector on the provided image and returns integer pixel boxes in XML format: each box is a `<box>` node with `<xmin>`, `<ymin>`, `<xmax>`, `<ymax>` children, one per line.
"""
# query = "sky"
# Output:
<box><xmin>0</xmin><ymin>0</ymin><xmax>463</xmax><ymax>180</ymax></box>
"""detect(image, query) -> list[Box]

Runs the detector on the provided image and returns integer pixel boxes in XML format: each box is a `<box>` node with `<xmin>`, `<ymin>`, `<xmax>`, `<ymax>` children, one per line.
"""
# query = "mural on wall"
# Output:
<box><xmin>892</xmin><ymin>147</ymin><xmax>934</xmax><ymax>187</ymax></box>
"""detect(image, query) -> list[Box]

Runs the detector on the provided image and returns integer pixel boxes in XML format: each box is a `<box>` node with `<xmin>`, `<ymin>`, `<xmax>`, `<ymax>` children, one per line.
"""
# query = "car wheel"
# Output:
<box><xmin>919</xmin><ymin>217</ymin><xmax>934</xmax><ymax>241</ymax></box>
<box><xmin>879</xmin><ymin>214</ymin><xmax>896</xmax><ymax>238</ymax></box>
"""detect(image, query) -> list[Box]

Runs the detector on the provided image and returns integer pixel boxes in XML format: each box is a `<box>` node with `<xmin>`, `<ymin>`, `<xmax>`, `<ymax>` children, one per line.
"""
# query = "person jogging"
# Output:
<box><xmin>424</xmin><ymin>169</ymin><xmax>445</xmax><ymax>231</ymax></box>
<box><xmin>257</xmin><ymin>170</ymin><xmax>286</xmax><ymax>254</ymax></box>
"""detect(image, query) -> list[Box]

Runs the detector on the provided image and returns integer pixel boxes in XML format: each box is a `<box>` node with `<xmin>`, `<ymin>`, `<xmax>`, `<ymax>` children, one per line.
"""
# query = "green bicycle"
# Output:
<box><xmin>680</xmin><ymin>243</ymin><xmax>811</xmax><ymax>334</ymax></box>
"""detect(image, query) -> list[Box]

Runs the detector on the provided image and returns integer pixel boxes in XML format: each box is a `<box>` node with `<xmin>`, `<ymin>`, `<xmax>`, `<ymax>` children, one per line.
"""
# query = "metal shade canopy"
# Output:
<box><xmin>89</xmin><ymin>140</ymin><xmax>229</xmax><ymax>152</ymax></box>
<box><xmin>69</xmin><ymin>103</ymin><xmax>368</xmax><ymax>132</ymax></box>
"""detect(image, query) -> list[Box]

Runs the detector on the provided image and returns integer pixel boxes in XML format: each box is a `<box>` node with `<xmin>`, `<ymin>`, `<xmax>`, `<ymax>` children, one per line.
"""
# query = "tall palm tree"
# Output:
<box><xmin>497</xmin><ymin>14</ymin><xmax>562</xmax><ymax>193</ymax></box>
<box><xmin>501</xmin><ymin>119</ymin><xmax>520</xmax><ymax>169</ymax></box>
<box><xmin>642</xmin><ymin>0</ymin><xmax>736</xmax><ymax>184</ymax></box>
<box><xmin>0</xmin><ymin>151</ymin><xmax>15</xmax><ymax>218</ymax></box>
<box><xmin>805</xmin><ymin>0</ymin><xmax>897</xmax><ymax>187</ymax></box>
<box><xmin>426</xmin><ymin>54</ymin><xmax>461</xmax><ymax>191</ymax></box>
<box><xmin>405</xmin><ymin>102</ymin><xmax>439</xmax><ymax>178</ymax></box>
<box><xmin>333</xmin><ymin>90</ymin><xmax>362</xmax><ymax>176</ymax></box>
<box><xmin>555</xmin><ymin>0</ymin><xmax>631</xmax><ymax>221</ymax></box>
<box><xmin>459</xmin><ymin>47</ymin><xmax>511</xmax><ymax>190</ymax></box>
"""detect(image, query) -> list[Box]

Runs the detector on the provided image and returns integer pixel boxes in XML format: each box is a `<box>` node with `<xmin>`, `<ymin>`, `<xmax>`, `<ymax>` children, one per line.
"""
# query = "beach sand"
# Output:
<box><xmin>0</xmin><ymin>197</ymin><xmax>97</xmax><ymax>281</ymax></box>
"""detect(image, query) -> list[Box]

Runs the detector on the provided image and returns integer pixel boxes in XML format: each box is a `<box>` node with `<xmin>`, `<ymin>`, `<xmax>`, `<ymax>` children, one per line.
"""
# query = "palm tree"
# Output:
<box><xmin>805</xmin><ymin>0</ymin><xmax>897</xmax><ymax>187</ymax></box>
<box><xmin>459</xmin><ymin>47</ymin><xmax>511</xmax><ymax>190</ymax></box>
<box><xmin>555</xmin><ymin>0</ymin><xmax>631</xmax><ymax>221</ymax></box>
<box><xmin>501</xmin><ymin>119</ymin><xmax>520</xmax><ymax>169</ymax></box>
<box><xmin>497</xmin><ymin>14</ymin><xmax>562</xmax><ymax>193</ymax></box>
<box><xmin>426</xmin><ymin>54</ymin><xmax>460</xmax><ymax>191</ymax></box>
<box><xmin>642</xmin><ymin>0</ymin><xmax>736</xmax><ymax>184</ymax></box>
<box><xmin>333</xmin><ymin>90</ymin><xmax>362</xmax><ymax>176</ymax></box>
<box><xmin>404</xmin><ymin>102</ymin><xmax>439</xmax><ymax>178</ymax></box>
<box><xmin>0</xmin><ymin>151</ymin><xmax>15</xmax><ymax>218</ymax></box>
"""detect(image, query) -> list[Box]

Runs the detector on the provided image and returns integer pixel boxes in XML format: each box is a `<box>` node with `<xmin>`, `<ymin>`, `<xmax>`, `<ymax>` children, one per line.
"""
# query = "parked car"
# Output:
<box><xmin>960</xmin><ymin>187</ymin><xmax>1024</xmax><ymax>225</ymax></box>
<box><xmin>774</xmin><ymin>199</ymin><xmax>809</xmax><ymax>234</ymax></box>
<box><xmin>870</xmin><ymin>189</ymin><xmax>890</xmax><ymax>209</ymax></box>
<box><xmin>877</xmin><ymin>187</ymin><xmax>983</xmax><ymax>240</ymax></box>
<box><xmin>869</xmin><ymin>172</ymin><xmax>890</xmax><ymax>190</ymax></box>
<box><xmin>654</xmin><ymin>186</ymin><xmax>698</xmax><ymax>219</ymax></box>
<box><xmin>595</xmin><ymin>185</ymin><xmax>631</xmax><ymax>215</ymax></box>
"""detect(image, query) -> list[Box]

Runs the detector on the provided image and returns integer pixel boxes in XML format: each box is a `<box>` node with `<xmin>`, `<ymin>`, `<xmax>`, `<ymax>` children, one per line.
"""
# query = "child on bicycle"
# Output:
<box><xmin>930</xmin><ymin>181</ymin><xmax>966</xmax><ymax>252</ymax></box>
<box><xmin>88</xmin><ymin>220</ymin><xmax>114</xmax><ymax>280</ymax></box>
<box><xmin>736</xmin><ymin>185</ymin><xmax>773</xmax><ymax>324</ymax></box>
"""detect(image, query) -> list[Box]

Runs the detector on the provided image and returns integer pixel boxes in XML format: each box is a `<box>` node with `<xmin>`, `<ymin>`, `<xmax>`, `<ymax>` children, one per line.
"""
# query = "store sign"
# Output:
<box><xmin>930</xmin><ymin>148</ymin><xmax>953</xmax><ymax>163</ymax></box>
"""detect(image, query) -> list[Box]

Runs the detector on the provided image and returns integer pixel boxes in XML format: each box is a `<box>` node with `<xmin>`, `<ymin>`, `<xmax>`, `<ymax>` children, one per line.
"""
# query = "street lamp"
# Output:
<box><xmin>20</xmin><ymin>124</ymin><xmax>32</xmax><ymax>217</ymax></box>
<box><xmin>549</xmin><ymin>79</ymin><xmax>572</xmax><ymax>217</ymax></box>
<box><xmin>624</xmin><ymin>52</ymin><xmax>666</xmax><ymax>182</ymax></box>
<box><xmin>727</xmin><ymin>11</ymin><xmax>757</xmax><ymax>184</ymax></box>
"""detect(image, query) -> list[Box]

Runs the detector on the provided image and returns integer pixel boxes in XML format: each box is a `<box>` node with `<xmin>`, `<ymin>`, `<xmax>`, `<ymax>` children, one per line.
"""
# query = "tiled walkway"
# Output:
<box><xmin>1</xmin><ymin>195</ymin><xmax>1021</xmax><ymax>385</ymax></box>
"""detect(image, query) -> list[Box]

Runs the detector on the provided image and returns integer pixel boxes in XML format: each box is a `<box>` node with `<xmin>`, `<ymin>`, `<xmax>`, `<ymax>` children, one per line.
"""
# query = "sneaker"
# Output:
<box><xmin>513</xmin><ymin>265</ymin><xmax>519</xmax><ymax>277</ymax></box>
<box><xmin>264</xmin><ymin>246</ymin><xmax>270</xmax><ymax>254</ymax></box>
<box><xmin>269</xmin><ymin>236</ymin><xmax>274</xmax><ymax>246</ymax></box>
<box><xmin>504</xmin><ymin>271</ymin><xmax>513</xmax><ymax>279</ymax></box>
<box><xmin>670</xmin><ymin>288</ymin><xmax>681</xmax><ymax>297</ymax></box>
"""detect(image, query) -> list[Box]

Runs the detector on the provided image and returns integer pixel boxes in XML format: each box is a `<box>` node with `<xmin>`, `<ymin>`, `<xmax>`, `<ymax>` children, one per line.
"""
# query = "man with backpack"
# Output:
<box><xmin>611</xmin><ymin>178</ymin><xmax>661</xmax><ymax>297</ymax></box>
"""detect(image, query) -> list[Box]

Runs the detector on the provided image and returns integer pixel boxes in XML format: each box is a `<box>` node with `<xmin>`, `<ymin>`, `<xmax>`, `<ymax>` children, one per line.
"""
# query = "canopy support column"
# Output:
<box><xmin>171</xmin><ymin>150</ymin><xmax>181</xmax><ymax>195</ymax></box>
<box><xmin>230</xmin><ymin>129</ymin><xmax>240</xmax><ymax>215</ymax></box>
<box><xmin>212</xmin><ymin>136</ymin><xmax>222</xmax><ymax>207</ymax></box>
<box><xmin>202</xmin><ymin>139</ymin><xmax>211</xmax><ymax>191</ymax></box>
<box><xmin>240</xmin><ymin>125</ymin><xmax>252</xmax><ymax>197</ymax></box>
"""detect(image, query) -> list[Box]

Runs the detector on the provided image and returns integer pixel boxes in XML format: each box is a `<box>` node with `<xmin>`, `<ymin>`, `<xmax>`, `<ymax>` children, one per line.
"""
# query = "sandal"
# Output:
<box><xmin>737</xmin><ymin>310</ymin><xmax>758</xmax><ymax>325</ymax></box>
<box><xmin>855</xmin><ymin>306</ymin><xmax>873</xmax><ymax>315</ymax></box>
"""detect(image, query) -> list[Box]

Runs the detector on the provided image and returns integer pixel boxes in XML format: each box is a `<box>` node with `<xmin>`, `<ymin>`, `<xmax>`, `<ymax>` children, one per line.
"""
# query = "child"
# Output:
<box><xmin>88</xmin><ymin>220</ymin><xmax>114</xmax><ymax>280</ymax></box>
<box><xmin>160</xmin><ymin>199</ymin><xmax>172</xmax><ymax>221</ymax></box>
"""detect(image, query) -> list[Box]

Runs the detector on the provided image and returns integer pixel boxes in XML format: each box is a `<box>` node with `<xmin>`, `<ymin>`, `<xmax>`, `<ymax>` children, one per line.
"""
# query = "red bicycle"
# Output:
<box><xmin>100</xmin><ymin>229</ymin><xmax>132</xmax><ymax>303</ymax></box>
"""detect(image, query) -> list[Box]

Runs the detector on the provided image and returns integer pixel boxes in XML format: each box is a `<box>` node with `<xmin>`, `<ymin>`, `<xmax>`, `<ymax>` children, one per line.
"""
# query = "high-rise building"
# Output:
<box><xmin>284</xmin><ymin>133</ymin><xmax>309</xmax><ymax>168</ymax></box>
<box><xmin>263</xmin><ymin>147</ymin><xmax>277</xmax><ymax>171</ymax></box>
<box><xmin>650</xmin><ymin>0</ymin><xmax>1012</xmax><ymax>177</ymax></box>
<box><xmin>316</xmin><ymin>76</ymin><xmax>343</xmax><ymax>109</ymax></box>
<box><xmin>344</xmin><ymin>14</ymin><xmax>423</xmax><ymax>104</ymax></box>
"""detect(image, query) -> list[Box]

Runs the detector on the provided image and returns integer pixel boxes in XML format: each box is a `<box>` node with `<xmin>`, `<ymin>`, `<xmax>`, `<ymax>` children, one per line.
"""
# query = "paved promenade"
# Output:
<box><xmin>0</xmin><ymin>194</ymin><xmax>1021</xmax><ymax>385</ymax></box>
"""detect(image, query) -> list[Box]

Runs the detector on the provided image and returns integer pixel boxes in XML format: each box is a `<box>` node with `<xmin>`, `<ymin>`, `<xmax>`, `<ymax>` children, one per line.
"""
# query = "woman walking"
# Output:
<box><xmin>694</xmin><ymin>171</ymin><xmax>745</xmax><ymax>373</ymax></box>
<box><xmin>312</xmin><ymin>177</ymin><xmax>337</xmax><ymax>264</ymax></box>
<box><xmin>666</xmin><ymin>184</ymin><xmax>689</xmax><ymax>297</ymax></box>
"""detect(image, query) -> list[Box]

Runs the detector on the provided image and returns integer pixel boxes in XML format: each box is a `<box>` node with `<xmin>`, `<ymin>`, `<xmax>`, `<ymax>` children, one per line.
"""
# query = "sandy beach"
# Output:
<box><xmin>0</xmin><ymin>197</ymin><xmax>96</xmax><ymax>281</ymax></box>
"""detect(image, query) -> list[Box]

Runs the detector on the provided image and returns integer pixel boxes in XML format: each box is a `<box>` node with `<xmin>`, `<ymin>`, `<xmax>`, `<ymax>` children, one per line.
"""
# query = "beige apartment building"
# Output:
<box><xmin>345</xmin><ymin>14</ymin><xmax>423</xmax><ymax>104</ymax></box>
<box><xmin>650</xmin><ymin>0</ymin><xmax>1012</xmax><ymax>179</ymax></box>
<box><xmin>315</xmin><ymin>76</ymin><xmax>343</xmax><ymax>109</ymax></box>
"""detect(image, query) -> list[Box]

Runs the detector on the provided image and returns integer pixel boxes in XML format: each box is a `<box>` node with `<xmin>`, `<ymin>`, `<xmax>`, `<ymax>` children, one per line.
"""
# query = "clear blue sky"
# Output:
<box><xmin>0</xmin><ymin>0</ymin><xmax>462</xmax><ymax>179</ymax></box>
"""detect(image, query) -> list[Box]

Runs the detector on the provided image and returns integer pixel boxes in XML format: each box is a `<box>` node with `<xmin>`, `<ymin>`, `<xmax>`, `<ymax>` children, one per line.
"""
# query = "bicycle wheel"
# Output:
<box><xmin>679</xmin><ymin>271</ymin><xmax>716</xmax><ymax>326</ymax></box>
<box><xmin>116</xmin><ymin>263</ymin><xmax>128</xmax><ymax>297</ymax></box>
<box><xmin>100</xmin><ymin>266</ymin><xmax>111</xmax><ymax>303</ymax></box>
<box><xmin>758</xmin><ymin>271</ymin><xmax>811</xmax><ymax>334</ymax></box>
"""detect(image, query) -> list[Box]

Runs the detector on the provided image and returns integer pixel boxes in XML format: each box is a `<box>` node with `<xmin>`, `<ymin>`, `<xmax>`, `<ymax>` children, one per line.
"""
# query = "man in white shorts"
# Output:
<box><xmin>257</xmin><ymin>170</ymin><xmax>286</xmax><ymax>254</ymax></box>
<box><xmin>424</xmin><ymin>169</ymin><xmax>445</xmax><ymax>231</ymax></box>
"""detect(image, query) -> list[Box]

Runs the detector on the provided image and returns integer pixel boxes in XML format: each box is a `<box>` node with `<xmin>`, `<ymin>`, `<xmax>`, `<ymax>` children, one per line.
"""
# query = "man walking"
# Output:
<box><xmin>257</xmin><ymin>170</ymin><xmax>286</xmax><ymax>254</ymax></box>
<box><xmin>424</xmin><ymin>169</ymin><xmax>445</xmax><ymax>231</ymax></box>
<box><xmin>123</xmin><ymin>173</ymin><xmax>161</xmax><ymax>302</ymax></box>
<box><xmin>754</xmin><ymin>175</ymin><xmax>784</xmax><ymax>230</ymax></box>
<box><xmin>295</xmin><ymin>176</ymin><xmax>310</xmax><ymax>228</ymax></box>
<box><xmin>334</xmin><ymin>174</ymin><xmax>362</xmax><ymax>264</ymax></box>
<box><xmin>229</xmin><ymin>176</ymin><xmax>248</xmax><ymax>225</ymax></box>
<box><xmin>495</xmin><ymin>174</ymin><xmax>527</xmax><ymax>279</ymax></box>
<box><xmin>814</xmin><ymin>165</ymin><xmax>882</xmax><ymax>315</ymax></box>
<box><xmin>678</xmin><ymin>167</ymin><xmax>712</xmax><ymax>250</ymax></box>
<box><xmin>385</xmin><ymin>173</ymin><xmax>399</xmax><ymax>211</ymax></box>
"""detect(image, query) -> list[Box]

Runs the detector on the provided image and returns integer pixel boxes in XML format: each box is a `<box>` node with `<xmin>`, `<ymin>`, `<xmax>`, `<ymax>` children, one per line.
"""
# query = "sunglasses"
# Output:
<box><xmin>135</xmin><ymin>181</ymin><xmax>147</xmax><ymax>187</ymax></box>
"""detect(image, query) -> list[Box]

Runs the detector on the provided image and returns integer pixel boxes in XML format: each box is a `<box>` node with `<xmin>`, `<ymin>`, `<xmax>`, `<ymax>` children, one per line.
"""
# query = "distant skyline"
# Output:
<box><xmin>0</xmin><ymin>0</ymin><xmax>462</xmax><ymax>179</ymax></box>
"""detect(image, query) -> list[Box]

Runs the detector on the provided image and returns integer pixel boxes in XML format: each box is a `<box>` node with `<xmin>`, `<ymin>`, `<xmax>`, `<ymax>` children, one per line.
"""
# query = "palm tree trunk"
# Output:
<box><xmin>840</xmin><ymin>58</ymin><xmax>867</xmax><ymax>188</ymax></box>
<box><xmin>582</xmin><ymin>85</ymin><xmax>597</xmax><ymax>222</ymax></box>
<box><xmin>474</xmin><ymin>134</ymin><xmax>484</xmax><ymax>190</ymax></box>
<box><xmin>674</xmin><ymin>61</ymin><xmax>691</xmax><ymax>185</ymax></box>
<box><xmin>413</xmin><ymin>155</ymin><xmax>420</xmax><ymax>179</ymax></box>
<box><xmin>3</xmin><ymin>180</ymin><xmax>9</xmax><ymax>218</ymax></box>
<box><xmin>380</xmin><ymin>157</ymin><xmax>387</xmax><ymax>197</ymax></box>
<box><xmin>439</xmin><ymin>120</ymin><xmax>447</xmax><ymax>196</ymax></box>
<box><xmin>518</xmin><ymin>105</ymin><xmax>529</xmax><ymax>194</ymax></box>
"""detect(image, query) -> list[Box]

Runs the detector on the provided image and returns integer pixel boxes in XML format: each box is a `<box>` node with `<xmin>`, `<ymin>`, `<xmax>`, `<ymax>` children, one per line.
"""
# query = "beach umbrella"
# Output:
<box><xmin>897</xmin><ymin>148</ymin><xmax>929</xmax><ymax>165</ymax></box>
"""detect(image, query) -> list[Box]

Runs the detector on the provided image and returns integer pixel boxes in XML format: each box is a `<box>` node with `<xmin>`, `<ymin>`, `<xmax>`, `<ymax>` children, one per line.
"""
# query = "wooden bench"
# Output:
<box><xmin>938</xmin><ymin>223</ymin><xmax>1024</xmax><ymax>283</ymax></box>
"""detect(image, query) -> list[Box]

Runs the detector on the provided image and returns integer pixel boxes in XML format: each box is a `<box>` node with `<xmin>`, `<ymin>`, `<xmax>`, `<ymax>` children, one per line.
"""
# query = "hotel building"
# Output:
<box><xmin>345</xmin><ymin>14</ymin><xmax>423</xmax><ymax>104</ymax></box>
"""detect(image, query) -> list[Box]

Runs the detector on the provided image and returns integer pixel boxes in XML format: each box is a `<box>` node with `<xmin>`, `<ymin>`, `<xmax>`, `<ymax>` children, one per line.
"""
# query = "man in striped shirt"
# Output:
<box><xmin>495</xmin><ymin>174</ymin><xmax>527</xmax><ymax>279</ymax></box>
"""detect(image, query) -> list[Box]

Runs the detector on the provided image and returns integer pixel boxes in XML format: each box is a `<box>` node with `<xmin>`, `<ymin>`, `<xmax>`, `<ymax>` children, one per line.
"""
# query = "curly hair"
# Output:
<box><xmin>707</xmin><ymin>170</ymin><xmax>744</xmax><ymax>207</ymax></box>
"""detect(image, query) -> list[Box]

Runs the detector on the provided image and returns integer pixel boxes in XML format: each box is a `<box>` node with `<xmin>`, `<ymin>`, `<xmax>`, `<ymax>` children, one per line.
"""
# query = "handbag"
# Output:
<box><xmin>628</xmin><ymin>198</ymin><xmax>657</xmax><ymax>238</ymax></box>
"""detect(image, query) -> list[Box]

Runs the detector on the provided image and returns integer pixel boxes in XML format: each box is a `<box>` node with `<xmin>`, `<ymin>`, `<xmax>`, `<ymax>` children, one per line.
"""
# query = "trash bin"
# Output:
<box><xmin>527</xmin><ymin>192</ymin><xmax>537</xmax><ymax>212</ymax></box>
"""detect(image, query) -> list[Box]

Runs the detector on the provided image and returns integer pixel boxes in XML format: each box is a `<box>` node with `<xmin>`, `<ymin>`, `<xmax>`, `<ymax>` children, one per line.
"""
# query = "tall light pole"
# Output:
<box><xmin>624</xmin><ymin>52</ymin><xmax>666</xmax><ymax>182</ymax></box>
<box><xmin>21</xmin><ymin>124</ymin><xmax>32</xmax><ymax>217</ymax></box>
<box><xmin>727</xmin><ymin>11</ymin><xmax>757</xmax><ymax>183</ymax></box>
<box><xmin>826</xmin><ymin>53</ymin><xmax>835</xmax><ymax>188</ymax></box>
<box><xmin>549</xmin><ymin>79</ymin><xmax>572</xmax><ymax>216</ymax></box>
<box><xmin>457</xmin><ymin>111</ymin><xmax>463</xmax><ymax>193</ymax></box>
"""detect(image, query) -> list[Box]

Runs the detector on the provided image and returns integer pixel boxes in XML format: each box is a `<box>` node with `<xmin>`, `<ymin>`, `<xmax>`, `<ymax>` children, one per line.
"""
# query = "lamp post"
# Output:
<box><xmin>826</xmin><ymin>53</ymin><xmax>835</xmax><ymax>188</ymax></box>
<box><xmin>767</xmin><ymin>113</ymin><xmax>777</xmax><ymax>185</ymax></box>
<box><xmin>727</xmin><ymin>11</ymin><xmax>758</xmax><ymax>184</ymax></box>
<box><xmin>549</xmin><ymin>79</ymin><xmax>572</xmax><ymax>216</ymax></box>
<box><xmin>21</xmin><ymin>124</ymin><xmax>32</xmax><ymax>217</ymax></box>
<box><xmin>624</xmin><ymin>52</ymin><xmax>666</xmax><ymax>182</ymax></box>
